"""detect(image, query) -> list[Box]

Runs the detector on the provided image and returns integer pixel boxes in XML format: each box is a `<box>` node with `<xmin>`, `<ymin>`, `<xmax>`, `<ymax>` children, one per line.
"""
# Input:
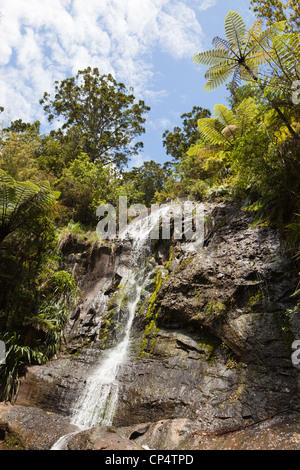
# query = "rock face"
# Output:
<box><xmin>4</xmin><ymin>201</ymin><xmax>300</xmax><ymax>450</ymax></box>
<box><xmin>115</xmin><ymin>202</ymin><xmax>300</xmax><ymax>432</ymax></box>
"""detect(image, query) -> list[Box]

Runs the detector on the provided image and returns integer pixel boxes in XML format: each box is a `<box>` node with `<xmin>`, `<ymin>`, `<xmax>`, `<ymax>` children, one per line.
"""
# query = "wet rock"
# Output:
<box><xmin>65</xmin><ymin>426</ymin><xmax>143</xmax><ymax>450</ymax></box>
<box><xmin>120</xmin><ymin>418</ymin><xmax>199</xmax><ymax>450</ymax></box>
<box><xmin>0</xmin><ymin>403</ymin><xmax>78</xmax><ymax>450</ymax></box>
<box><xmin>120</xmin><ymin>412</ymin><xmax>300</xmax><ymax>451</ymax></box>
<box><xmin>194</xmin><ymin>412</ymin><xmax>300</xmax><ymax>450</ymax></box>
<box><xmin>112</xmin><ymin>202</ymin><xmax>300</xmax><ymax>432</ymax></box>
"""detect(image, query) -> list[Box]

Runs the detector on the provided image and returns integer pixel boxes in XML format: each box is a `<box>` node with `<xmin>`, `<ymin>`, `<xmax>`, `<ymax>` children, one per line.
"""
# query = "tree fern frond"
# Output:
<box><xmin>193</xmin><ymin>48</ymin><xmax>232</xmax><ymax>66</ymax></box>
<box><xmin>235</xmin><ymin>97</ymin><xmax>259</xmax><ymax>135</ymax></box>
<box><xmin>212</xmin><ymin>36</ymin><xmax>238</xmax><ymax>56</ymax></box>
<box><xmin>187</xmin><ymin>143</ymin><xmax>221</xmax><ymax>158</ymax></box>
<box><xmin>242</xmin><ymin>19</ymin><xmax>264</xmax><ymax>54</ymax></box>
<box><xmin>204</xmin><ymin>66</ymin><xmax>236</xmax><ymax>91</ymax></box>
<box><xmin>0</xmin><ymin>170</ymin><xmax>57</xmax><ymax>243</ymax></box>
<box><xmin>246</xmin><ymin>21</ymin><xmax>286</xmax><ymax>58</ymax></box>
<box><xmin>247</xmin><ymin>50</ymin><xmax>272</xmax><ymax>66</ymax></box>
<box><xmin>204</xmin><ymin>61</ymin><xmax>236</xmax><ymax>78</ymax></box>
<box><xmin>224</xmin><ymin>11</ymin><xmax>247</xmax><ymax>55</ymax></box>
<box><xmin>213</xmin><ymin>104</ymin><xmax>237</xmax><ymax>127</ymax></box>
<box><xmin>271</xmin><ymin>32</ymin><xmax>300</xmax><ymax>77</ymax></box>
<box><xmin>198</xmin><ymin>118</ymin><xmax>230</xmax><ymax>146</ymax></box>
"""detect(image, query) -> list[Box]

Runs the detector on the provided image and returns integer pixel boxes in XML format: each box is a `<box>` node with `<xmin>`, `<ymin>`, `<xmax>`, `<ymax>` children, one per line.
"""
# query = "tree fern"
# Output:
<box><xmin>193</xmin><ymin>10</ymin><xmax>296</xmax><ymax>135</ymax></box>
<box><xmin>0</xmin><ymin>170</ymin><xmax>57</xmax><ymax>244</ymax></box>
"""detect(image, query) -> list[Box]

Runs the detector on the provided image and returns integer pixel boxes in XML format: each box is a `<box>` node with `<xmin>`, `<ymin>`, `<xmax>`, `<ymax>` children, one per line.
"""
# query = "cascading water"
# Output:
<box><xmin>69</xmin><ymin>277</ymin><xmax>144</xmax><ymax>430</ymax></box>
<box><xmin>52</xmin><ymin>205</ymin><xmax>171</xmax><ymax>450</ymax></box>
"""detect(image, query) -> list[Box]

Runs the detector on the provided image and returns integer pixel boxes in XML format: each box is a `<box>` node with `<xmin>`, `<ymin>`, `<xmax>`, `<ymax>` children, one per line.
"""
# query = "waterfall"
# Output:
<box><xmin>68</xmin><ymin>277</ymin><xmax>144</xmax><ymax>430</ymax></box>
<box><xmin>52</xmin><ymin>205</ymin><xmax>170</xmax><ymax>450</ymax></box>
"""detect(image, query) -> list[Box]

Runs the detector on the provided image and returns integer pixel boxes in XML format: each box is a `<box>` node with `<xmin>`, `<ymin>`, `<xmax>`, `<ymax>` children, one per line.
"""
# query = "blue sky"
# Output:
<box><xmin>0</xmin><ymin>0</ymin><xmax>255</xmax><ymax>167</ymax></box>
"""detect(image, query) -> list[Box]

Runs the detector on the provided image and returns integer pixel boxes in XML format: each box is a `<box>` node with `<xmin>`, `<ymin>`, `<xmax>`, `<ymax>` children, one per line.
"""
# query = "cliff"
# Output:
<box><xmin>1</xmin><ymin>201</ymin><xmax>300</xmax><ymax>450</ymax></box>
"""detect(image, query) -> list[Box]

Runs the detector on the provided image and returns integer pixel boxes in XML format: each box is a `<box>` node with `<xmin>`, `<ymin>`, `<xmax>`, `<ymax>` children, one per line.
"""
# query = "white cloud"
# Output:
<box><xmin>0</xmin><ymin>0</ymin><xmax>206</xmax><ymax>125</ymax></box>
<box><xmin>129</xmin><ymin>152</ymin><xmax>151</xmax><ymax>168</ymax></box>
<box><xmin>197</xmin><ymin>0</ymin><xmax>217</xmax><ymax>11</ymax></box>
<box><xmin>148</xmin><ymin>117</ymin><xmax>173</xmax><ymax>131</ymax></box>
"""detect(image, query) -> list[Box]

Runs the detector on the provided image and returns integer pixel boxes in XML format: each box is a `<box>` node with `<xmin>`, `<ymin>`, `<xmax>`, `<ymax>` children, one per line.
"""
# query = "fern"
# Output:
<box><xmin>213</xmin><ymin>104</ymin><xmax>237</xmax><ymax>128</ymax></box>
<box><xmin>193</xmin><ymin>10</ymin><xmax>296</xmax><ymax>135</ymax></box>
<box><xmin>198</xmin><ymin>118</ymin><xmax>230</xmax><ymax>146</ymax></box>
<box><xmin>224</xmin><ymin>10</ymin><xmax>247</xmax><ymax>55</ymax></box>
<box><xmin>0</xmin><ymin>170</ymin><xmax>57</xmax><ymax>244</ymax></box>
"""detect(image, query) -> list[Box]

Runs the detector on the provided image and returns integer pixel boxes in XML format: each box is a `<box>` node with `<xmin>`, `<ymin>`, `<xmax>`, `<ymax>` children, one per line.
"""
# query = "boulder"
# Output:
<box><xmin>0</xmin><ymin>403</ymin><xmax>78</xmax><ymax>450</ymax></box>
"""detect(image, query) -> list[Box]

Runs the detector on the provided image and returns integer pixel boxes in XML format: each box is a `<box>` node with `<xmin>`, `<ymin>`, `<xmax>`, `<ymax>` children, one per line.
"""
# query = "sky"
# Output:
<box><xmin>0</xmin><ymin>0</ymin><xmax>255</xmax><ymax>167</ymax></box>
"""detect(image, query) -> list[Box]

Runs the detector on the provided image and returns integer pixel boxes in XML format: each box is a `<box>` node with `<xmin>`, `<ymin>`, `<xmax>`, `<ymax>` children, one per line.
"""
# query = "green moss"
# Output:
<box><xmin>247</xmin><ymin>289</ymin><xmax>263</xmax><ymax>309</ymax></box>
<box><xmin>98</xmin><ymin>308</ymin><xmax>115</xmax><ymax>347</ymax></box>
<box><xmin>205</xmin><ymin>301</ymin><xmax>226</xmax><ymax>317</ymax></box>
<box><xmin>140</xmin><ymin>255</ymin><xmax>172</xmax><ymax>357</ymax></box>
<box><xmin>277</xmin><ymin>308</ymin><xmax>296</xmax><ymax>352</ymax></box>
<box><xmin>5</xmin><ymin>434</ymin><xmax>23</xmax><ymax>450</ymax></box>
<box><xmin>199</xmin><ymin>337</ymin><xmax>217</xmax><ymax>363</ymax></box>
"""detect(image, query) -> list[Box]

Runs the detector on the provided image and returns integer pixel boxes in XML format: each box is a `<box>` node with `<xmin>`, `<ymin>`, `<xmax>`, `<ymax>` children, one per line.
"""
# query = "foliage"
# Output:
<box><xmin>54</xmin><ymin>153</ymin><xmax>112</xmax><ymax>225</ymax></box>
<box><xmin>250</xmin><ymin>0</ymin><xmax>300</xmax><ymax>30</ymax></box>
<box><xmin>123</xmin><ymin>160</ymin><xmax>173</xmax><ymax>206</ymax></box>
<box><xmin>0</xmin><ymin>170</ymin><xmax>77</xmax><ymax>400</ymax></box>
<box><xmin>193</xmin><ymin>10</ymin><xmax>297</xmax><ymax>136</ymax></box>
<box><xmin>154</xmin><ymin>177</ymin><xmax>186</xmax><ymax>204</ymax></box>
<box><xmin>0</xmin><ymin>130</ymin><xmax>44</xmax><ymax>182</ymax></box>
<box><xmin>40</xmin><ymin>67</ymin><xmax>150</xmax><ymax>167</ymax></box>
<box><xmin>0</xmin><ymin>331</ymin><xmax>44</xmax><ymax>401</ymax></box>
<box><xmin>162</xmin><ymin>106</ymin><xmax>211</xmax><ymax>161</ymax></box>
<box><xmin>0</xmin><ymin>170</ymin><xmax>58</xmax><ymax>244</ymax></box>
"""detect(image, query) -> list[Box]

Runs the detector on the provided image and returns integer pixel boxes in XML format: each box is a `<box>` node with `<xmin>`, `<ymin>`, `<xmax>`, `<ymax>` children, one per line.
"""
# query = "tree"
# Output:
<box><xmin>54</xmin><ymin>153</ymin><xmax>112</xmax><ymax>225</ymax></box>
<box><xmin>0</xmin><ymin>130</ymin><xmax>42</xmax><ymax>182</ymax></box>
<box><xmin>40</xmin><ymin>67</ymin><xmax>150</xmax><ymax>167</ymax></box>
<box><xmin>124</xmin><ymin>160</ymin><xmax>173</xmax><ymax>206</ymax></box>
<box><xmin>193</xmin><ymin>10</ymin><xmax>297</xmax><ymax>136</ymax></box>
<box><xmin>4</xmin><ymin>119</ymin><xmax>41</xmax><ymax>134</ymax></box>
<box><xmin>162</xmin><ymin>106</ymin><xmax>211</xmax><ymax>161</ymax></box>
<box><xmin>250</xmin><ymin>0</ymin><xmax>300</xmax><ymax>30</ymax></box>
